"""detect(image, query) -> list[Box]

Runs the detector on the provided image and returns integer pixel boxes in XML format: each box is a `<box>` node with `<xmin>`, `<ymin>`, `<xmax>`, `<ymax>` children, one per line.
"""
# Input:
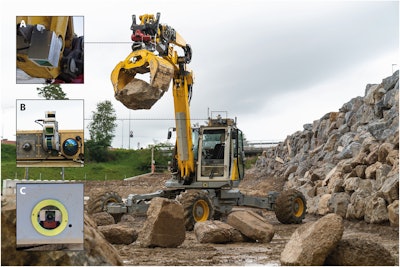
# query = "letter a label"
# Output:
<box><xmin>19</xmin><ymin>20</ymin><xmax>26</xmax><ymax>28</ymax></box>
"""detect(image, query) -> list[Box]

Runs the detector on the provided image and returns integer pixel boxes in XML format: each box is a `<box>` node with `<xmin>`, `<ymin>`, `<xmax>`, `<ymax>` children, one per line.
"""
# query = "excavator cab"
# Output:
<box><xmin>197</xmin><ymin>117</ymin><xmax>245</xmax><ymax>185</ymax></box>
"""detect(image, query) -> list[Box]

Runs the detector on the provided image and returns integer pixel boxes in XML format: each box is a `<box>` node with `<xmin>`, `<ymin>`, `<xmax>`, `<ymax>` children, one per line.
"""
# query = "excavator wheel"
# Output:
<box><xmin>177</xmin><ymin>190</ymin><xmax>215</xmax><ymax>231</ymax></box>
<box><xmin>87</xmin><ymin>191</ymin><xmax>124</xmax><ymax>223</ymax></box>
<box><xmin>274</xmin><ymin>189</ymin><xmax>306</xmax><ymax>224</ymax></box>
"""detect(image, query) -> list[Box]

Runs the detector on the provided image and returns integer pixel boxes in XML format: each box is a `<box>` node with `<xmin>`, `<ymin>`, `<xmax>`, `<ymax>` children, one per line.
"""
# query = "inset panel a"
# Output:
<box><xmin>16</xmin><ymin>16</ymin><xmax>84</xmax><ymax>84</ymax></box>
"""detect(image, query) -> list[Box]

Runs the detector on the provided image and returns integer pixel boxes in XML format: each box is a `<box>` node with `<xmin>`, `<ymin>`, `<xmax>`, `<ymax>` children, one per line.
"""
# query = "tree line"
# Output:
<box><xmin>37</xmin><ymin>84</ymin><xmax>117</xmax><ymax>162</ymax></box>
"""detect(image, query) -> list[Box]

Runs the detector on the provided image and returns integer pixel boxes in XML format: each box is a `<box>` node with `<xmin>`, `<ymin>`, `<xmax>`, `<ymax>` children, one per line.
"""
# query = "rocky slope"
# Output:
<box><xmin>256</xmin><ymin>70</ymin><xmax>399</xmax><ymax>225</ymax></box>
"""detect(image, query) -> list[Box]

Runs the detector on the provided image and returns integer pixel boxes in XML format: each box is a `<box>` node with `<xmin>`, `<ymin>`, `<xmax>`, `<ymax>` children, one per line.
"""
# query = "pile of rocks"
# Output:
<box><xmin>280</xmin><ymin>213</ymin><xmax>395</xmax><ymax>266</ymax></box>
<box><xmin>257</xmin><ymin>71</ymin><xmax>399</xmax><ymax>225</ymax></box>
<box><xmin>93</xmin><ymin>197</ymin><xmax>186</xmax><ymax>248</ymax></box>
<box><xmin>91</xmin><ymin>201</ymin><xmax>396</xmax><ymax>265</ymax></box>
<box><xmin>194</xmin><ymin>209</ymin><xmax>275</xmax><ymax>244</ymax></box>
<box><xmin>93</xmin><ymin>199</ymin><xmax>276</xmax><ymax>246</ymax></box>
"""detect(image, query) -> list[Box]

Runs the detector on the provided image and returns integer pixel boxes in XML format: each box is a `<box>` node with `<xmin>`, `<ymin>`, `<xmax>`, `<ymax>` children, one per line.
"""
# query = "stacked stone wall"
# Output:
<box><xmin>258</xmin><ymin>71</ymin><xmax>399</xmax><ymax>225</ymax></box>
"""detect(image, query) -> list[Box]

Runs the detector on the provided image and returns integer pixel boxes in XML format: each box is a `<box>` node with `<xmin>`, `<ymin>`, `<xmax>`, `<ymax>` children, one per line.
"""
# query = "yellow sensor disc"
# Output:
<box><xmin>31</xmin><ymin>199</ymin><xmax>69</xmax><ymax>236</ymax></box>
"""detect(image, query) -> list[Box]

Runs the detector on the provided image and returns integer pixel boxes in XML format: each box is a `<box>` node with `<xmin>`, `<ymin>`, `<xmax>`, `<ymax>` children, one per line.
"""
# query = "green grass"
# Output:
<box><xmin>2</xmin><ymin>143</ymin><xmax>255</xmax><ymax>182</ymax></box>
<box><xmin>245</xmin><ymin>156</ymin><xmax>257</xmax><ymax>169</ymax></box>
<box><xmin>1</xmin><ymin>144</ymin><xmax>168</xmax><ymax>181</ymax></box>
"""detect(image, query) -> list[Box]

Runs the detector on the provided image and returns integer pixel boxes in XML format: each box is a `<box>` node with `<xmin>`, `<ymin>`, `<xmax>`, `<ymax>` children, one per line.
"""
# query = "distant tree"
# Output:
<box><xmin>85</xmin><ymin>139</ymin><xmax>111</xmax><ymax>162</ymax></box>
<box><xmin>37</xmin><ymin>84</ymin><xmax>68</xmax><ymax>100</ymax></box>
<box><xmin>86</xmin><ymin>100</ymin><xmax>117</xmax><ymax>162</ymax></box>
<box><xmin>88</xmin><ymin>100</ymin><xmax>117</xmax><ymax>145</ymax></box>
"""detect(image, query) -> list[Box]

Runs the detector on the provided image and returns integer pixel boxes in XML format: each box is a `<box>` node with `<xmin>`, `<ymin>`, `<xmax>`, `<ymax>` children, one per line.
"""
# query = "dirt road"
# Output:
<box><xmin>84</xmin><ymin>173</ymin><xmax>399</xmax><ymax>266</ymax></box>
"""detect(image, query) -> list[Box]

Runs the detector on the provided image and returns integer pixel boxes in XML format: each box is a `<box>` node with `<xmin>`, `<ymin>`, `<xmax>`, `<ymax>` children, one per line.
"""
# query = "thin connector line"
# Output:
<box><xmin>84</xmin><ymin>118</ymin><xmax>208</xmax><ymax>121</ymax></box>
<box><xmin>85</xmin><ymin>41</ymin><xmax>131</xmax><ymax>44</ymax></box>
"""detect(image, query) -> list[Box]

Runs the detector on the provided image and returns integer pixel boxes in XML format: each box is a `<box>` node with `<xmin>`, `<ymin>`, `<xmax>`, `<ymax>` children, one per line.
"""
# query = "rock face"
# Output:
<box><xmin>137</xmin><ymin>197</ymin><xmax>186</xmax><ymax>248</ymax></box>
<box><xmin>194</xmin><ymin>220</ymin><xmax>245</xmax><ymax>243</ymax></box>
<box><xmin>280</xmin><ymin>213</ymin><xmax>344</xmax><ymax>266</ymax></box>
<box><xmin>325</xmin><ymin>238</ymin><xmax>395</xmax><ymax>266</ymax></box>
<box><xmin>258</xmin><ymin>71</ymin><xmax>399</xmax><ymax>225</ymax></box>
<box><xmin>1</xmin><ymin>201</ymin><xmax>123</xmax><ymax>266</ymax></box>
<box><xmin>226</xmin><ymin>210</ymin><xmax>275</xmax><ymax>243</ymax></box>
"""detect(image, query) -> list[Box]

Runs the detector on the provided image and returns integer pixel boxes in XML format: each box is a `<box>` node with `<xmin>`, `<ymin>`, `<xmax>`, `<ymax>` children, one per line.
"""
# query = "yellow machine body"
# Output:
<box><xmin>16</xmin><ymin>129</ymin><xmax>84</xmax><ymax>167</ymax></box>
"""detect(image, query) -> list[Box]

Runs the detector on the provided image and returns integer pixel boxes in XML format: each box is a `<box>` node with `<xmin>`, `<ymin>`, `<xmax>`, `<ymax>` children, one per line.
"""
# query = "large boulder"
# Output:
<box><xmin>137</xmin><ymin>197</ymin><xmax>185</xmax><ymax>248</ymax></box>
<box><xmin>317</xmin><ymin>194</ymin><xmax>331</xmax><ymax>215</ymax></box>
<box><xmin>364</xmin><ymin>194</ymin><xmax>389</xmax><ymax>224</ymax></box>
<box><xmin>328</xmin><ymin>192</ymin><xmax>350</xmax><ymax>218</ymax></box>
<box><xmin>115</xmin><ymin>69</ymin><xmax>173</xmax><ymax>110</ymax></box>
<box><xmin>92</xmin><ymin>212</ymin><xmax>116</xmax><ymax>226</ymax></box>
<box><xmin>380</xmin><ymin>173</ymin><xmax>399</xmax><ymax>204</ymax></box>
<box><xmin>226</xmin><ymin>210</ymin><xmax>274</xmax><ymax>243</ymax></box>
<box><xmin>83</xmin><ymin>214</ymin><xmax>124</xmax><ymax>265</ymax></box>
<box><xmin>280</xmin><ymin>213</ymin><xmax>344</xmax><ymax>266</ymax></box>
<box><xmin>325</xmin><ymin>238</ymin><xmax>395</xmax><ymax>266</ymax></box>
<box><xmin>1</xmin><ymin>200</ymin><xmax>123</xmax><ymax>266</ymax></box>
<box><xmin>387</xmin><ymin>200</ymin><xmax>399</xmax><ymax>227</ymax></box>
<box><xmin>194</xmin><ymin>220</ymin><xmax>245</xmax><ymax>243</ymax></box>
<box><xmin>98</xmin><ymin>224</ymin><xmax>138</xmax><ymax>245</ymax></box>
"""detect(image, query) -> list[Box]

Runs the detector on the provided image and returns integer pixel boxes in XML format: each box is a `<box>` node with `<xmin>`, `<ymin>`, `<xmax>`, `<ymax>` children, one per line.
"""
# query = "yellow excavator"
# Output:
<box><xmin>89</xmin><ymin>13</ymin><xmax>306</xmax><ymax>230</ymax></box>
<box><xmin>16</xmin><ymin>16</ymin><xmax>84</xmax><ymax>83</ymax></box>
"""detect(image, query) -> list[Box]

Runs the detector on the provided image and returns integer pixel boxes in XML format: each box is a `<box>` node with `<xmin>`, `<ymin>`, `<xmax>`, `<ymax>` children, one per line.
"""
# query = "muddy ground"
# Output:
<box><xmin>84</xmin><ymin>172</ymin><xmax>399</xmax><ymax>266</ymax></box>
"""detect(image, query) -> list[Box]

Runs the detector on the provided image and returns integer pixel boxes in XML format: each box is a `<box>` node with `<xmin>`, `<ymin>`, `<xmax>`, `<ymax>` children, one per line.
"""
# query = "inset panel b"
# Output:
<box><xmin>16</xmin><ymin>99</ymin><xmax>84</xmax><ymax>167</ymax></box>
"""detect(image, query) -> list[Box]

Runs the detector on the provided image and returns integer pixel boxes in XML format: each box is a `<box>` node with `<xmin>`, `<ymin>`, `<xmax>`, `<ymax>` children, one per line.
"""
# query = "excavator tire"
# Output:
<box><xmin>87</xmin><ymin>191</ymin><xmax>124</xmax><ymax>223</ymax></box>
<box><xmin>274</xmin><ymin>189</ymin><xmax>306</xmax><ymax>224</ymax></box>
<box><xmin>177</xmin><ymin>190</ymin><xmax>215</xmax><ymax>231</ymax></box>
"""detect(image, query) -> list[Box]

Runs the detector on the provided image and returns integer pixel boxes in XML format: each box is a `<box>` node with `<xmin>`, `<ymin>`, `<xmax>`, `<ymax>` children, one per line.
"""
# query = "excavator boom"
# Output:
<box><xmin>111</xmin><ymin>12</ymin><xmax>195</xmax><ymax>180</ymax></box>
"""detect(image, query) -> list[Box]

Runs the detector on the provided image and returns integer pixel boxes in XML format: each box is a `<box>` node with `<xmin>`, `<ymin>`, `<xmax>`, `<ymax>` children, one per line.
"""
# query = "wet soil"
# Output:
<box><xmin>84</xmin><ymin>172</ymin><xmax>399</xmax><ymax>266</ymax></box>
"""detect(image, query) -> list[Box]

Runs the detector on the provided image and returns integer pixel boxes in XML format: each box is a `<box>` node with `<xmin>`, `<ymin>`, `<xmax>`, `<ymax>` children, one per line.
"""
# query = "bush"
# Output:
<box><xmin>85</xmin><ymin>139</ymin><xmax>111</xmax><ymax>162</ymax></box>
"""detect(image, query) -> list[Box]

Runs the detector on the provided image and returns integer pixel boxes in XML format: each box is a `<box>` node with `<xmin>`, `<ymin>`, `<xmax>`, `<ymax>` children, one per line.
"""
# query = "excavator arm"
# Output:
<box><xmin>111</xmin><ymin>13</ymin><xmax>195</xmax><ymax>181</ymax></box>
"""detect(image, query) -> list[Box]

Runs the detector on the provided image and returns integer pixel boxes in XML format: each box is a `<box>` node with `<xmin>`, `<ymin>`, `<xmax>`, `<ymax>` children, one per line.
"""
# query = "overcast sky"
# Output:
<box><xmin>16</xmin><ymin>99</ymin><xmax>83</xmax><ymax>131</ymax></box>
<box><xmin>1</xmin><ymin>0</ymin><xmax>399</xmax><ymax>149</ymax></box>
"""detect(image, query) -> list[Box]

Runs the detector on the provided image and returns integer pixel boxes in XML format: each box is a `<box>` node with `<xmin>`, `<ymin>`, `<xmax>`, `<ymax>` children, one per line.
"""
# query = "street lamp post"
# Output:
<box><xmin>121</xmin><ymin>119</ymin><xmax>124</xmax><ymax>148</ymax></box>
<box><xmin>129</xmin><ymin>111</ymin><xmax>131</xmax><ymax>149</ymax></box>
